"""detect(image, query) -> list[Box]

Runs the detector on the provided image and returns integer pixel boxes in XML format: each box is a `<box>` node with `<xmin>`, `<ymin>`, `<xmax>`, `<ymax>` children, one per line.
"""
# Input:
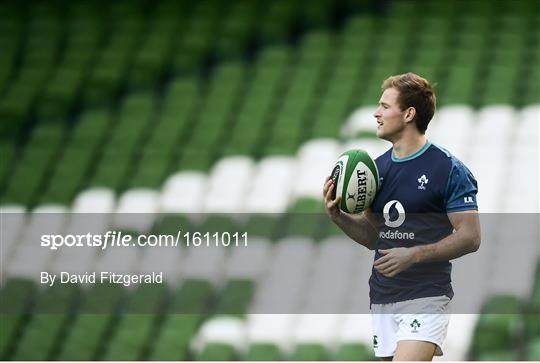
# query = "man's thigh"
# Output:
<box><xmin>393</xmin><ymin>340</ymin><xmax>437</xmax><ymax>361</ymax></box>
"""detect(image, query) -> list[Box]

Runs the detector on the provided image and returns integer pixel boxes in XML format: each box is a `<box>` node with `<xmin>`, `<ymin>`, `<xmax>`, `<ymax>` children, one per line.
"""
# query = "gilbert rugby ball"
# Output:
<box><xmin>330</xmin><ymin>149</ymin><xmax>379</xmax><ymax>214</ymax></box>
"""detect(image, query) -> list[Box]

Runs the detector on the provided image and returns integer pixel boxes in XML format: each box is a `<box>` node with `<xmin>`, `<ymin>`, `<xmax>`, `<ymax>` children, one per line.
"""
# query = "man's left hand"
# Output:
<box><xmin>373</xmin><ymin>247</ymin><xmax>418</xmax><ymax>277</ymax></box>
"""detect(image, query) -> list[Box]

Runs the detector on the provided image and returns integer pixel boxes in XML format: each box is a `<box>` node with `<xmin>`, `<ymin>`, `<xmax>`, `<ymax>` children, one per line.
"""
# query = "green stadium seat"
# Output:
<box><xmin>288</xmin><ymin>198</ymin><xmax>324</xmax><ymax>213</ymax></box>
<box><xmin>0</xmin><ymin>279</ymin><xmax>36</xmax><ymax>358</ymax></box>
<box><xmin>259</xmin><ymin>0</ymin><xmax>299</xmax><ymax>42</ymax></box>
<box><xmin>475</xmin><ymin>351</ymin><xmax>519</xmax><ymax>361</ymax></box>
<box><xmin>334</xmin><ymin>343</ymin><xmax>374</xmax><ymax>361</ymax></box>
<box><xmin>58</xmin><ymin>315</ymin><xmax>112</xmax><ymax>360</ymax></box>
<box><xmin>197</xmin><ymin>342</ymin><xmax>236</xmax><ymax>361</ymax></box>
<box><xmin>177</xmin><ymin>147</ymin><xmax>214</xmax><ymax>171</ymax></box>
<box><xmin>130</xmin><ymin>31</ymin><xmax>175</xmax><ymax>88</ymax></box>
<box><xmin>244</xmin><ymin>215</ymin><xmax>279</xmax><ymax>239</ymax></box>
<box><xmin>245</xmin><ymin>343</ymin><xmax>282</xmax><ymax>360</ymax></box>
<box><xmin>214</xmin><ymin>279</ymin><xmax>254</xmax><ymax>316</ymax></box>
<box><xmin>148</xmin><ymin>315</ymin><xmax>200</xmax><ymax>360</ymax></box>
<box><xmin>148</xmin><ymin>279</ymin><xmax>213</xmax><ymax>360</ymax></box>
<box><xmin>11</xmin><ymin>284</ymin><xmax>79</xmax><ymax>360</ymax></box>
<box><xmin>469</xmin><ymin>295</ymin><xmax>523</xmax><ymax>359</ymax></box>
<box><xmin>153</xmin><ymin>214</ymin><xmax>194</xmax><ymax>237</ymax></box>
<box><xmin>199</xmin><ymin>215</ymin><xmax>237</xmax><ymax>235</ymax></box>
<box><xmin>0</xmin><ymin>142</ymin><xmax>15</xmax><ymax>187</ymax></box>
<box><xmin>290</xmin><ymin>343</ymin><xmax>327</xmax><ymax>361</ymax></box>
<box><xmin>441</xmin><ymin>66</ymin><xmax>477</xmax><ymax>105</ymax></box>
<box><xmin>37</xmin><ymin>69</ymin><xmax>85</xmax><ymax>121</ymax></box>
<box><xmin>527</xmin><ymin>338</ymin><xmax>540</xmax><ymax>361</ymax></box>
<box><xmin>101</xmin><ymin>285</ymin><xmax>167</xmax><ymax>360</ymax></box>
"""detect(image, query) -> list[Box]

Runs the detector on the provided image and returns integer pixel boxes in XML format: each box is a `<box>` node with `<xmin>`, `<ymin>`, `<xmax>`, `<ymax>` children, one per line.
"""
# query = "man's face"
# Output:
<box><xmin>373</xmin><ymin>87</ymin><xmax>407</xmax><ymax>141</ymax></box>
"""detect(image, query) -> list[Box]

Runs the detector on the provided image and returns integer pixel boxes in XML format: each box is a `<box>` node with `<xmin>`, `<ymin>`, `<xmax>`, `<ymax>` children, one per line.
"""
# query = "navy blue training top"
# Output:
<box><xmin>369</xmin><ymin>140</ymin><xmax>478</xmax><ymax>305</ymax></box>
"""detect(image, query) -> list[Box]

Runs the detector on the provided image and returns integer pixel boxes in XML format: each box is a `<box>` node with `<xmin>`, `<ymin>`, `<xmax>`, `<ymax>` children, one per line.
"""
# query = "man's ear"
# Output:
<box><xmin>404</xmin><ymin>107</ymin><xmax>416</xmax><ymax>123</ymax></box>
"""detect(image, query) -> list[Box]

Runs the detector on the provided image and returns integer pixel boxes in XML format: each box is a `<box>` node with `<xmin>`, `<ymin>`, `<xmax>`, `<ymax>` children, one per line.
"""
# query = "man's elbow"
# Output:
<box><xmin>468</xmin><ymin>232</ymin><xmax>481</xmax><ymax>252</ymax></box>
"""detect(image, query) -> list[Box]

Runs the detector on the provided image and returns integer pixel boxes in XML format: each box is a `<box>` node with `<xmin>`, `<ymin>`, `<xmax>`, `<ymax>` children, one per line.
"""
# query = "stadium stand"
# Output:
<box><xmin>0</xmin><ymin>0</ymin><xmax>539</xmax><ymax>361</ymax></box>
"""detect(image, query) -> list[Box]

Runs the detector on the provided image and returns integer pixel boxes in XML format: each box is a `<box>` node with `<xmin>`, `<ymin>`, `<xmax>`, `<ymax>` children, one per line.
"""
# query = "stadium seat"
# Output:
<box><xmin>148</xmin><ymin>278</ymin><xmax>213</xmax><ymax>359</ymax></box>
<box><xmin>292</xmin><ymin>314</ymin><xmax>340</xmax><ymax>350</ymax></box>
<box><xmin>342</xmin><ymin>106</ymin><xmax>378</xmax><ymax>138</ymax></box>
<box><xmin>444</xmin><ymin>315</ymin><xmax>479</xmax><ymax>361</ymax></box>
<box><xmin>246</xmin><ymin>314</ymin><xmax>297</xmax><ymax>354</ymax></box>
<box><xmin>102</xmin><ymin>285</ymin><xmax>168</xmax><ymax>360</ymax></box>
<box><xmin>251</xmin><ymin>237</ymin><xmax>315</xmax><ymax>313</ymax></box>
<box><xmin>473</xmin><ymin>106</ymin><xmax>515</xmax><ymax>149</ymax></box>
<box><xmin>138</xmin><ymin>243</ymin><xmax>183</xmax><ymax>281</ymax></box>
<box><xmin>0</xmin><ymin>278</ymin><xmax>36</xmax><ymax>358</ymax></box>
<box><xmin>0</xmin><ymin>205</ymin><xmax>26</xmax><ymax>272</ymax></box>
<box><xmin>429</xmin><ymin>105</ymin><xmax>474</xmax><ymax>161</ymax></box>
<box><xmin>193</xmin><ymin>317</ymin><xmax>246</xmax><ymax>357</ymax></box>
<box><xmin>71</xmin><ymin>188</ymin><xmax>116</xmax><ymax>217</ymax></box>
<box><xmin>334</xmin><ymin>342</ymin><xmax>373</xmax><ymax>361</ymax></box>
<box><xmin>301</xmin><ymin>238</ymin><xmax>361</xmax><ymax>313</ymax></box>
<box><xmin>11</xmin><ymin>284</ymin><xmax>79</xmax><ymax>360</ymax></box>
<box><xmin>114</xmin><ymin>189</ymin><xmax>160</xmax><ymax>233</ymax></box>
<box><xmin>244</xmin><ymin>343</ymin><xmax>282</xmax><ymax>360</ymax></box>
<box><xmin>58</xmin><ymin>284</ymin><xmax>125</xmax><ymax>360</ymax></box>
<box><xmin>290</xmin><ymin>343</ymin><xmax>328</xmax><ymax>361</ymax></box>
<box><xmin>293</xmin><ymin>139</ymin><xmax>340</xmax><ymax>200</ymax></box>
<box><xmin>469</xmin><ymin>295</ymin><xmax>523</xmax><ymax>359</ymax></box>
<box><xmin>94</xmin><ymin>241</ymin><xmax>140</xmax><ymax>276</ymax></box>
<box><xmin>244</xmin><ymin>156</ymin><xmax>296</xmax><ymax>213</ymax></box>
<box><xmin>527</xmin><ymin>338</ymin><xmax>540</xmax><ymax>361</ymax></box>
<box><xmin>181</xmin><ymin>245</ymin><xmax>228</xmax><ymax>286</ymax></box>
<box><xmin>243</xmin><ymin>214</ymin><xmax>280</xmax><ymax>239</ymax></box>
<box><xmin>341</xmin><ymin>139</ymin><xmax>388</xmax><ymax>160</ymax></box>
<box><xmin>204</xmin><ymin>156</ymin><xmax>254</xmax><ymax>213</ymax></box>
<box><xmin>160</xmin><ymin>172</ymin><xmax>207</xmax><ymax>213</ymax></box>
<box><xmin>6</xmin><ymin>206</ymin><xmax>68</xmax><ymax>280</ymax></box>
<box><xmin>225</xmin><ymin>237</ymin><xmax>272</xmax><ymax>281</ymax></box>
<box><xmin>337</xmin><ymin>315</ymin><xmax>374</xmax><ymax>349</ymax></box>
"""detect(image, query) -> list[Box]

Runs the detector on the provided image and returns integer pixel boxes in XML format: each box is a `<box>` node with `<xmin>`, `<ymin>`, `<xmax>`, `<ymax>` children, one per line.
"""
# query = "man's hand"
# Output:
<box><xmin>323</xmin><ymin>176</ymin><xmax>341</xmax><ymax>219</ymax></box>
<box><xmin>322</xmin><ymin>176</ymin><xmax>378</xmax><ymax>250</ymax></box>
<box><xmin>373</xmin><ymin>247</ymin><xmax>418</xmax><ymax>277</ymax></box>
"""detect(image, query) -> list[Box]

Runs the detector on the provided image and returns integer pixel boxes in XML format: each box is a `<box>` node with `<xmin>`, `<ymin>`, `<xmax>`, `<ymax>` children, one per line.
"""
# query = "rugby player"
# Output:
<box><xmin>323</xmin><ymin>73</ymin><xmax>481</xmax><ymax>361</ymax></box>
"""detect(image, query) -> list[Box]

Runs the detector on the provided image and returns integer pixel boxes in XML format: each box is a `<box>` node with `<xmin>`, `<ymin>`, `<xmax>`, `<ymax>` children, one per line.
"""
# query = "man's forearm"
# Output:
<box><xmin>412</xmin><ymin>227</ymin><xmax>481</xmax><ymax>263</ymax></box>
<box><xmin>331</xmin><ymin>212</ymin><xmax>378</xmax><ymax>250</ymax></box>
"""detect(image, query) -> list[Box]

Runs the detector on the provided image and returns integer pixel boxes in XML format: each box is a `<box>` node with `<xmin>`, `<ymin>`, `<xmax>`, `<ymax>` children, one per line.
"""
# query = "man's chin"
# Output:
<box><xmin>376</xmin><ymin>129</ymin><xmax>387</xmax><ymax>139</ymax></box>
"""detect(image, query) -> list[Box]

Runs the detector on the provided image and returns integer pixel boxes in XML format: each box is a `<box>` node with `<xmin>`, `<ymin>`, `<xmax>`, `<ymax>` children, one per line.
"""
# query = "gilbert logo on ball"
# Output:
<box><xmin>331</xmin><ymin>149</ymin><xmax>379</xmax><ymax>214</ymax></box>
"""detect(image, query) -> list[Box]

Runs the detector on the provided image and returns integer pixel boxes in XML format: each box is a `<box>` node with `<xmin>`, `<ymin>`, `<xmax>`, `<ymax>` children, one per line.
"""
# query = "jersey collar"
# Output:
<box><xmin>391</xmin><ymin>140</ymin><xmax>432</xmax><ymax>163</ymax></box>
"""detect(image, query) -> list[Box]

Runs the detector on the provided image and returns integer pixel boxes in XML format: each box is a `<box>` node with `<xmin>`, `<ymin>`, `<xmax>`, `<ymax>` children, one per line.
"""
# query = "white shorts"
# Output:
<box><xmin>371</xmin><ymin>295</ymin><xmax>451</xmax><ymax>358</ymax></box>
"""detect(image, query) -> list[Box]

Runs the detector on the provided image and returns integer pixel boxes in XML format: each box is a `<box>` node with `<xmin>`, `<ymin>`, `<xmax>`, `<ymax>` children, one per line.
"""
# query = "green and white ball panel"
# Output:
<box><xmin>331</xmin><ymin>149</ymin><xmax>379</xmax><ymax>214</ymax></box>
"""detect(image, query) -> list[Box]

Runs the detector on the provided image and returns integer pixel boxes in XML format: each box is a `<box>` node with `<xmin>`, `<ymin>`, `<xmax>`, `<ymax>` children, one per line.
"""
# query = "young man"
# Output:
<box><xmin>323</xmin><ymin>73</ymin><xmax>481</xmax><ymax>361</ymax></box>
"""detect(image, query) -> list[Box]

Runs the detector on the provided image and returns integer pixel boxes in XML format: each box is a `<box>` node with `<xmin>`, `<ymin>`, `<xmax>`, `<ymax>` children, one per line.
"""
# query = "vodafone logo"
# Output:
<box><xmin>383</xmin><ymin>200</ymin><xmax>406</xmax><ymax>228</ymax></box>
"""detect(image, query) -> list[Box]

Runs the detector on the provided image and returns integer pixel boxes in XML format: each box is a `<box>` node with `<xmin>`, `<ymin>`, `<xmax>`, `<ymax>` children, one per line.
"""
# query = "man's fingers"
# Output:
<box><xmin>373</xmin><ymin>254</ymin><xmax>391</xmax><ymax>266</ymax></box>
<box><xmin>330</xmin><ymin>195</ymin><xmax>341</xmax><ymax>208</ymax></box>
<box><xmin>382</xmin><ymin>268</ymin><xmax>399</xmax><ymax>278</ymax></box>
<box><xmin>325</xmin><ymin>183</ymin><xmax>334</xmax><ymax>201</ymax></box>
<box><xmin>374</xmin><ymin>260</ymin><xmax>394</xmax><ymax>271</ymax></box>
<box><xmin>325</xmin><ymin>187</ymin><xmax>336</xmax><ymax>208</ymax></box>
<box><xmin>322</xmin><ymin>178</ymin><xmax>333</xmax><ymax>197</ymax></box>
<box><xmin>377</xmin><ymin>264</ymin><xmax>398</xmax><ymax>277</ymax></box>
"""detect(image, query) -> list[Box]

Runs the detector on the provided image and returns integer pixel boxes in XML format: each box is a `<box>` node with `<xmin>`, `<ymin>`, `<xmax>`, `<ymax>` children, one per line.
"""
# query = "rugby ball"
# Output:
<box><xmin>330</xmin><ymin>149</ymin><xmax>379</xmax><ymax>214</ymax></box>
